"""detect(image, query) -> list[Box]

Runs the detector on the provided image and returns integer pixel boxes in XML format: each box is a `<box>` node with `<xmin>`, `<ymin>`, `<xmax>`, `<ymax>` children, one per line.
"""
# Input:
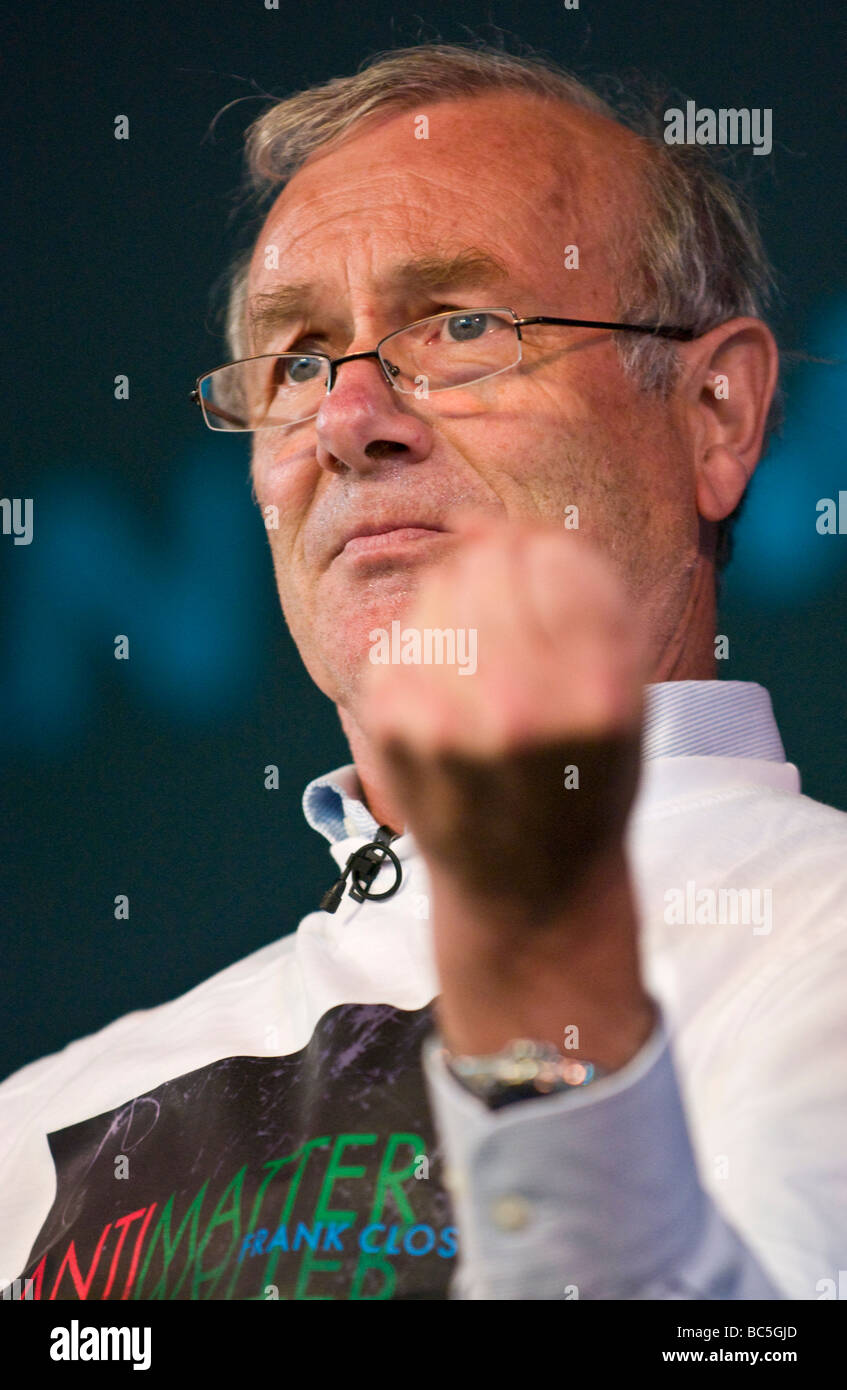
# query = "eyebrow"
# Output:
<box><xmin>247</xmin><ymin>247</ymin><xmax>513</xmax><ymax>350</ymax></box>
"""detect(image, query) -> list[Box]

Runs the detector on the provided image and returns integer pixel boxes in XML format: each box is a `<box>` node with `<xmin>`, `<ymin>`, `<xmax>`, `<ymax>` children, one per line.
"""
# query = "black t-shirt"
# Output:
<box><xmin>15</xmin><ymin>1003</ymin><xmax>455</xmax><ymax>1301</ymax></box>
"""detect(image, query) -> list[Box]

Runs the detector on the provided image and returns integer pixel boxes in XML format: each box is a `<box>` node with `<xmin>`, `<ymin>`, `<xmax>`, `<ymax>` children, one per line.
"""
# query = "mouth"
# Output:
<box><xmin>334</xmin><ymin>523</ymin><xmax>448</xmax><ymax>560</ymax></box>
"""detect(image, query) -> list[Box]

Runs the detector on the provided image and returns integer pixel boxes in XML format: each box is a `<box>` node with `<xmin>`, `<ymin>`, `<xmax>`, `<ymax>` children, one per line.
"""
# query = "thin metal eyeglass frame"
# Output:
<box><xmin>190</xmin><ymin>306</ymin><xmax>697</xmax><ymax>432</ymax></box>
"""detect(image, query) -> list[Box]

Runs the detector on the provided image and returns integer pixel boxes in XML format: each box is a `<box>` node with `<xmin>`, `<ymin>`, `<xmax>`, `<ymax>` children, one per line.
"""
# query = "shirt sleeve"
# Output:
<box><xmin>421</xmin><ymin>1014</ymin><xmax>785</xmax><ymax>1300</ymax></box>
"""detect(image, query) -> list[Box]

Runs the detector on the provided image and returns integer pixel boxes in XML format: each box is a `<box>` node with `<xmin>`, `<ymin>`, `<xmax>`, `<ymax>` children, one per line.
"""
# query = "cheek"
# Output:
<box><xmin>251</xmin><ymin>439</ymin><xmax>319</xmax><ymax>533</ymax></box>
<box><xmin>251</xmin><ymin>426</ymin><xmax>317</xmax><ymax>491</ymax></box>
<box><xmin>249</xmin><ymin>453</ymin><xmax>317</xmax><ymax>613</ymax></box>
<box><xmin>264</xmin><ymin>527</ymin><xmax>320</xmax><ymax>648</ymax></box>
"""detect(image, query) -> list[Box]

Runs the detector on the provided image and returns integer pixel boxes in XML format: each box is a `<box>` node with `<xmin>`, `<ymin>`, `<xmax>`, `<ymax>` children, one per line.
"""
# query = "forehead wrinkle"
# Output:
<box><xmin>264</xmin><ymin>163</ymin><xmax>497</xmax><ymax>247</ymax></box>
<box><xmin>254</xmin><ymin>104</ymin><xmax>597</xmax><ymax>277</ymax></box>
<box><xmin>269</xmin><ymin>170</ymin><xmax>401</xmax><ymax>224</ymax></box>
<box><xmin>266</xmin><ymin>135</ymin><xmax>582</xmax><ymax>249</ymax></box>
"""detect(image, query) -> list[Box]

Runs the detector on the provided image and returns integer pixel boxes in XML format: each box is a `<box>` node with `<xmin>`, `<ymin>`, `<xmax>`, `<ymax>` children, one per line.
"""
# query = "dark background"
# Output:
<box><xmin>2</xmin><ymin>0</ymin><xmax>846</xmax><ymax>1079</ymax></box>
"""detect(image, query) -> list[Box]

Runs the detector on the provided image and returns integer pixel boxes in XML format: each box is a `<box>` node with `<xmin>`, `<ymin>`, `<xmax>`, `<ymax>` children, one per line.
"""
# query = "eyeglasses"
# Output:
<box><xmin>190</xmin><ymin>306</ymin><xmax>696</xmax><ymax>432</ymax></box>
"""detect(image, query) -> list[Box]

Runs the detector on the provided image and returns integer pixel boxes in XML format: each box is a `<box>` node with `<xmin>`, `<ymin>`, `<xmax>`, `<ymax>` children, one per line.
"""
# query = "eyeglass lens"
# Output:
<box><xmin>199</xmin><ymin>309</ymin><xmax>522</xmax><ymax>430</ymax></box>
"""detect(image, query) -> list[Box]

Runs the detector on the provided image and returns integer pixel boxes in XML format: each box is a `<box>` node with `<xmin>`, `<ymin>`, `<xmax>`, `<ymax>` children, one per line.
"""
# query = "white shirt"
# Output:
<box><xmin>2</xmin><ymin>681</ymin><xmax>846</xmax><ymax>1300</ymax></box>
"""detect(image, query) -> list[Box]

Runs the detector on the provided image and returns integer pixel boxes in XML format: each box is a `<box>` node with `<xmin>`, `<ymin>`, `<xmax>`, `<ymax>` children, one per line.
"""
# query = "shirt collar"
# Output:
<box><xmin>302</xmin><ymin>680</ymin><xmax>786</xmax><ymax>846</ymax></box>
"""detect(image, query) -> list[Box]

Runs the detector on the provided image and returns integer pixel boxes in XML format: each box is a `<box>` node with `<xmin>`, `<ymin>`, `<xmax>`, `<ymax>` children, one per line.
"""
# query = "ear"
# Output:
<box><xmin>676</xmin><ymin>318</ymin><xmax>779</xmax><ymax>523</ymax></box>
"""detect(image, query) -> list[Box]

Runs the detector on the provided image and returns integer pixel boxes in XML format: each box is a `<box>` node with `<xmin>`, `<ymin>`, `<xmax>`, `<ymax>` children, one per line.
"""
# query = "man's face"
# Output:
<box><xmin>247</xmin><ymin>91</ymin><xmax>701</xmax><ymax>710</ymax></box>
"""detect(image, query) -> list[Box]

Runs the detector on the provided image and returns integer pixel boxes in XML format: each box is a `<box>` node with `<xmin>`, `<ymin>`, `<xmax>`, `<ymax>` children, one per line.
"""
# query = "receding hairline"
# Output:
<box><xmin>290</xmin><ymin>81</ymin><xmax>641</xmax><ymax>164</ymax></box>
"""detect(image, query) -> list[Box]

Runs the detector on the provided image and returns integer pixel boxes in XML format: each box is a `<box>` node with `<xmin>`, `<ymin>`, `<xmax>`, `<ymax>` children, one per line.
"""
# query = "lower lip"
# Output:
<box><xmin>340</xmin><ymin>527</ymin><xmax>447</xmax><ymax>557</ymax></box>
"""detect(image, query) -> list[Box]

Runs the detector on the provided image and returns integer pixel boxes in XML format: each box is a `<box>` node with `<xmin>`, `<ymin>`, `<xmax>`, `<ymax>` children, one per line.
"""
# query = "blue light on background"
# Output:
<box><xmin>731</xmin><ymin>298</ymin><xmax>847</xmax><ymax>603</ymax></box>
<box><xmin>0</xmin><ymin>451</ymin><xmax>264</xmax><ymax>749</ymax></box>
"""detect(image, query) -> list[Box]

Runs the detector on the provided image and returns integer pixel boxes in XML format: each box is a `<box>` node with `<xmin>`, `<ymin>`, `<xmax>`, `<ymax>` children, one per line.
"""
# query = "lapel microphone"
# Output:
<box><xmin>320</xmin><ymin>825</ymin><xmax>402</xmax><ymax>913</ymax></box>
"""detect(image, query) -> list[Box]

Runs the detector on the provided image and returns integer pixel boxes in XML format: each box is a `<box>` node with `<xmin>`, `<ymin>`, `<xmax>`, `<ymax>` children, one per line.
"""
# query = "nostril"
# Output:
<box><xmin>364</xmin><ymin>440</ymin><xmax>410</xmax><ymax>460</ymax></box>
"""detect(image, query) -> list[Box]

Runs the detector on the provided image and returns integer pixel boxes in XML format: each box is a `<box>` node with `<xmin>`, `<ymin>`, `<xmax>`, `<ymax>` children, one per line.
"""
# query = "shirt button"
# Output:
<box><xmin>491</xmin><ymin>1195</ymin><xmax>532</xmax><ymax>1231</ymax></box>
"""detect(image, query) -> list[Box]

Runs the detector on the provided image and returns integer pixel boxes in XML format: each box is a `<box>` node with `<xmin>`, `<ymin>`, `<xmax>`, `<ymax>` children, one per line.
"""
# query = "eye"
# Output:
<box><xmin>273</xmin><ymin>354</ymin><xmax>323</xmax><ymax>386</ymax></box>
<box><xmin>443</xmin><ymin>312</ymin><xmax>492</xmax><ymax>342</ymax></box>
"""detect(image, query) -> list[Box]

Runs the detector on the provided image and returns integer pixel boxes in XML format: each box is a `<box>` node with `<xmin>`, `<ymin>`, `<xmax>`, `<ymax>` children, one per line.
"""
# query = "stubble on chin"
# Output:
<box><xmin>282</xmin><ymin>560</ymin><xmax>432</xmax><ymax>712</ymax></box>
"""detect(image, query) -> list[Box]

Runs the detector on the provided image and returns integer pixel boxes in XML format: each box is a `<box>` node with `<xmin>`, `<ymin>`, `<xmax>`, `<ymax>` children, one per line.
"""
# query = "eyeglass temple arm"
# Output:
<box><xmin>189</xmin><ymin>388</ymin><xmax>246</xmax><ymax>427</ymax></box>
<box><xmin>515</xmin><ymin>315</ymin><xmax>696</xmax><ymax>342</ymax></box>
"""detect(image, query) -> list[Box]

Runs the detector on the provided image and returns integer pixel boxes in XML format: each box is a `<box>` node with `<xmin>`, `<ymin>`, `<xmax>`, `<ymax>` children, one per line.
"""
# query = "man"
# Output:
<box><xmin>2</xmin><ymin>42</ymin><xmax>846</xmax><ymax>1302</ymax></box>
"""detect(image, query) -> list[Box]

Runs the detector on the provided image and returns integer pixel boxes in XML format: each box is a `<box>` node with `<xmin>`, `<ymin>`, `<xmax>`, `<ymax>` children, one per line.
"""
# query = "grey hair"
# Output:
<box><xmin>219</xmin><ymin>41</ymin><xmax>783</xmax><ymax>574</ymax></box>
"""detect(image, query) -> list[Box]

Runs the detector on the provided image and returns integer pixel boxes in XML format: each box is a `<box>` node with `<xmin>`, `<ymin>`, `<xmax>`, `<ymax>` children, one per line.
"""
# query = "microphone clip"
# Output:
<box><xmin>319</xmin><ymin>824</ymin><xmax>402</xmax><ymax>914</ymax></box>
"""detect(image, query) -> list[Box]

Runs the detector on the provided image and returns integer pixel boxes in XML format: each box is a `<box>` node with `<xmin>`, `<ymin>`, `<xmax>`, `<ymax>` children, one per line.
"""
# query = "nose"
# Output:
<box><xmin>314</xmin><ymin>352</ymin><xmax>434</xmax><ymax>475</ymax></box>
